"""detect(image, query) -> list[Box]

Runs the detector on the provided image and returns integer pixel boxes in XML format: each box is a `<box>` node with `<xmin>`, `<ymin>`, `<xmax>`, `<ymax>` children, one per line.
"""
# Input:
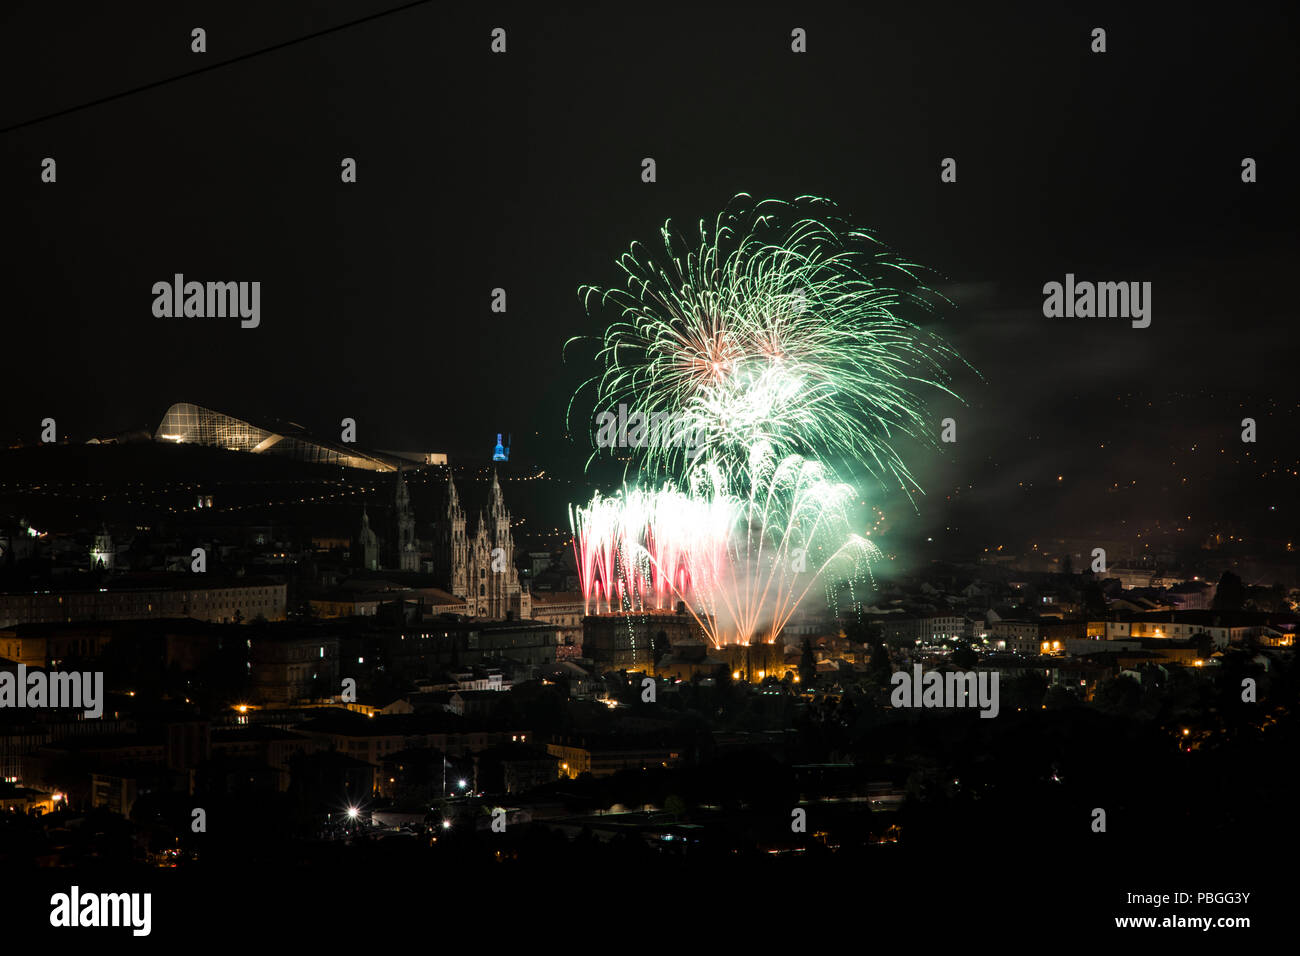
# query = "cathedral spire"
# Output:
<box><xmin>489</xmin><ymin>469</ymin><xmax>505</xmax><ymax>515</ymax></box>
<box><xmin>357</xmin><ymin>503</ymin><xmax>379</xmax><ymax>571</ymax></box>
<box><xmin>390</xmin><ymin>465</ymin><xmax>418</xmax><ymax>571</ymax></box>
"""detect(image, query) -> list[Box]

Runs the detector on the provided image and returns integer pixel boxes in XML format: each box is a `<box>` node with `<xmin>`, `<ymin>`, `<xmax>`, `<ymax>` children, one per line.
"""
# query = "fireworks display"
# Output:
<box><xmin>568</xmin><ymin>195</ymin><xmax>970</xmax><ymax>648</ymax></box>
<box><xmin>567</xmin><ymin>194</ymin><xmax>970</xmax><ymax>494</ymax></box>
<box><xmin>570</xmin><ymin>443</ymin><xmax>880</xmax><ymax>647</ymax></box>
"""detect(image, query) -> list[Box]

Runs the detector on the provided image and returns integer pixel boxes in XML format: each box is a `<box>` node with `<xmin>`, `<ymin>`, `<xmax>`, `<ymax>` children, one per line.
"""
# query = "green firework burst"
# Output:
<box><xmin>566</xmin><ymin>194</ymin><xmax>974</xmax><ymax>503</ymax></box>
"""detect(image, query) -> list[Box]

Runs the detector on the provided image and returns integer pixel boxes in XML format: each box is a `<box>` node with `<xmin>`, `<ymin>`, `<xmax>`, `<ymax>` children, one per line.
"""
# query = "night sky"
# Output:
<box><xmin>2</xmin><ymin>1</ymin><xmax>1296</xmax><ymax>553</ymax></box>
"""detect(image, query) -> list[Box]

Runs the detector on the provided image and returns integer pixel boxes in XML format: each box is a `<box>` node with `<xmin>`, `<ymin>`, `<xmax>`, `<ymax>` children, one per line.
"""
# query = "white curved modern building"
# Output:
<box><xmin>154</xmin><ymin>402</ymin><xmax>402</xmax><ymax>472</ymax></box>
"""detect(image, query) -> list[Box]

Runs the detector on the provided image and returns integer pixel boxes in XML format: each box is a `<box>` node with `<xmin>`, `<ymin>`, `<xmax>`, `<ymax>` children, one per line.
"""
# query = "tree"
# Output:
<box><xmin>1082</xmin><ymin>578</ymin><xmax>1107</xmax><ymax>612</ymax></box>
<box><xmin>1043</xmin><ymin>684</ymin><xmax>1080</xmax><ymax>709</ymax></box>
<box><xmin>1005</xmin><ymin>671</ymin><xmax>1048</xmax><ymax>711</ymax></box>
<box><xmin>1094</xmin><ymin>674</ymin><xmax>1143</xmax><ymax>717</ymax></box>
<box><xmin>799</xmin><ymin>638</ymin><xmax>816</xmax><ymax>684</ymax></box>
<box><xmin>866</xmin><ymin>643</ymin><xmax>892</xmax><ymax>688</ymax></box>
<box><xmin>664</xmin><ymin>794</ymin><xmax>687</xmax><ymax>821</ymax></box>
<box><xmin>950</xmin><ymin>641</ymin><xmax>977</xmax><ymax>669</ymax></box>
<box><xmin>842</xmin><ymin>620</ymin><xmax>871</xmax><ymax>644</ymax></box>
<box><xmin>1213</xmin><ymin>571</ymin><xmax>1246</xmax><ymax>612</ymax></box>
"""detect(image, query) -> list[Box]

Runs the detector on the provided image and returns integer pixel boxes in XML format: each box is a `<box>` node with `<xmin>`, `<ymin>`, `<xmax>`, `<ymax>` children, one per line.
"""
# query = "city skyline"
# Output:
<box><xmin>1</xmin><ymin>1</ymin><xmax>1295</xmax><ymax>943</ymax></box>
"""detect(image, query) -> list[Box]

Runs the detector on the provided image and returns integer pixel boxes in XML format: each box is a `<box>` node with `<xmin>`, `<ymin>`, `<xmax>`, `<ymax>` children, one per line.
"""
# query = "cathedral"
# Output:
<box><xmin>436</xmin><ymin>471</ymin><xmax>530</xmax><ymax>620</ymax></box>
<box><xmin>355</xmin><ymin>470</ymin><xmax>419</xmax><ymax>573</ymax></box>
<box><xmin>354</xmin><ymin>468</ymin><xmax>529</xmax><ymax>621</ymax></box>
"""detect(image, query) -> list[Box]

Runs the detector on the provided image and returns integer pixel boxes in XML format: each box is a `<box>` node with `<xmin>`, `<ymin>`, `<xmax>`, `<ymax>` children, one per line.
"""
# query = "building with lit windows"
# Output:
<box><xmin>582</xmin><ymin>609</ymin><xmax>703</xmax><ymax>672</ymax></box>
<box><xmin>990</xmin><ymin>620</ymin><xmax>1040</xmax><ymax>655</ymax></box>
<box><xmin>0</xmin><ymin>577</ymin><xmax>286</xmax><ymax>628</ymax></box>
<box><xmin>249</xmin><ymin>633</ymin><xmax>340</xmax><ymax>705</ymax></box>
<box><xmin>528</xmin><ymin>591</ymin><xmax>585</xmax><ymax>657</ymax></box>
<box><xmin>547</xmin><ymin>738</ymin><xmax>684</xmax><ymax>779</ymax></box>
<box><xmin>154</xmin><ymin>401</ymin><xmax>405</xmax><ymax>472</ymax></box>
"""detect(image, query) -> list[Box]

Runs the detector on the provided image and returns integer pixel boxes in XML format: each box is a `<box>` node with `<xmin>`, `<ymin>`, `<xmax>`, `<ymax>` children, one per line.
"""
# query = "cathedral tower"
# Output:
<box><xmin>357</xmin><ymin>505</ymin><xmax>379</xmax><ymax>571</ymax></box>
<box><xmin>438</xmin><ymin>473</ymin><xmax>469</xmax><ymax>599</ymax></box>
<box><xmin>391</xmin><ymin>468</ymin><xmax>419</xmax><ymax>572</ymax></box>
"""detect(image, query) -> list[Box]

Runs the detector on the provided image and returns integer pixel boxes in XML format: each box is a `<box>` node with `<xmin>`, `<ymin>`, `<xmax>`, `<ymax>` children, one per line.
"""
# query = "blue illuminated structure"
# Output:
<box><xmin>493</xmin><ymin>432</ymin><xmax>510</xmax><ymax>461</ymax></box>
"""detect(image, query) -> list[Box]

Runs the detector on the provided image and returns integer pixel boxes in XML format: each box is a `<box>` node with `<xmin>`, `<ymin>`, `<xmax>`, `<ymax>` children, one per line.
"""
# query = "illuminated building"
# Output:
<box><xmin>714</xmin><ymin>641</ymin><xmax>788</xmax><ymax>683</ymax></box>
<box><xmin>435</xmin><ymin>472</ymin><xmax>530</xmax><ymax>620</ymax></box>
<box><xmin>1086</xmin><ymin>612</ymin><xmax>1244</xmax><ymax>649</ymax></box>
<box><xmin>990</xmin><ymin>620</ymin><xmax>1040</xmax><ymax>655</ymax></box>
<box><xmin>356</xmin><ymin>505</ymin><xmax>379</xmax><ymax>571</ymax></box>
<box><xmin>0</xmin><ymin>577</ymin><xmax>287</xmax><ymax>628</ymax></box>
<box><xmin>389</xmin><ymin>469</ymin><xmax>420</xmax><ymax>572</ymax></box>
<box><xmin>546</xmin><ymin>738</ymin><xmax>683</xmax><ymax>779</ymax></box>
<box><xmin>527</xmin><ymin>591</ymin><xmax>586</xmax><ymax>658</ymax></box>
<box><xmin>89</xmin><ymin>524</ymin><xmax>115</xmax><ymax>571</ymax></box>
<box><xmin>250</xmin><ymin>633</ymin><xmax>340</xmax><ymax>705</ymax></box>
<box><xmin>582</xmin><ymin>609</ymin><xmax>702</xmax><ymax>672</ymax></box>
<box><xmin>155</xmin><ymin>401</ymin><xmax>404</xmax><ymax>472</ymax></box>
<box><xmin>0</xmin><ymin>785</ymin><xmax>62</xmax><ymax>816</ymax></box>
<box><xmin>348</xmin><ymin>470</ymin><xmax>421</xmax><ymax>573</ymax></box>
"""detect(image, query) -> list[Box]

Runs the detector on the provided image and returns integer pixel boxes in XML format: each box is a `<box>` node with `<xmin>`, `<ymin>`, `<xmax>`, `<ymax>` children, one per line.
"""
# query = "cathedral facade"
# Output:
<box><xmin>436</xmin><ymin>472</ymin><xmax>530</xmax><ymax>620</ymax></box>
